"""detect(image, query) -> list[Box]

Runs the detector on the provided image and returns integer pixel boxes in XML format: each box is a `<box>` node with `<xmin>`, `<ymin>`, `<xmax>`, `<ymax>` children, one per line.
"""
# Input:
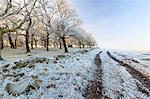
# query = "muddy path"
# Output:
<box><xmin>83</xmin><ymin>51</ymin><xmax>104</xmax><ymax>99</ymax></box>
<box><xmin>107</xmin><ymin>51</ymin><xmax>150</xmax><ymax>96</ymax></box>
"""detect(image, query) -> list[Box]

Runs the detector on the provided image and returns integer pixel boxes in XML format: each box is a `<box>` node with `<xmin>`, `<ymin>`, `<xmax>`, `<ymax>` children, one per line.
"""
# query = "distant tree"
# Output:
<box><xmin>85</xmin><ymin>33</ymin><xmax>97</xmax><ymax>48</ymax></box>
<box><xmin>73</xmin><ymin>28</ymin><xmax>87</xmax><ymax>48</ymax></box>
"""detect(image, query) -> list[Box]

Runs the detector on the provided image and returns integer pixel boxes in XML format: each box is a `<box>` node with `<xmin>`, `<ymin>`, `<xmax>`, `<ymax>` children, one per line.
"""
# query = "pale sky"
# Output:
<box><xmin>72</xmin><ymin>0</ymin><xmax>150</xmax><ymax>51</ymax></box>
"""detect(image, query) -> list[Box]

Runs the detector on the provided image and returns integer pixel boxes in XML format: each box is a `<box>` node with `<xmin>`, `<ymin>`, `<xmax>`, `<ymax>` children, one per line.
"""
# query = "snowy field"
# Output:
<box><xmin>1</xmin><ymin>48</ymin><xmax>91</xmax><ymax>62</ymax></box>
<box><xmin>101</xmin><ymin>51</ymin><xmax>150</xmax><ymax>99</ymax></box>
<box><xmin>0</xmin><ymin>48</ymin><xmax>100</xmax><ymax>99</ymax></box>
<box><xmin>111</xmin><ymin>51</ymin><xmax>150</xmax><ymax>79</ymax></box>
<box><xmin>0</xmin><ymin>48</ymin><xmax>150</xmax><ymax>99</ymax></box>
<box><xmin>110</xmin><ymin>50</ymin><xmax>150</xmax><ymax>68</ymax></box>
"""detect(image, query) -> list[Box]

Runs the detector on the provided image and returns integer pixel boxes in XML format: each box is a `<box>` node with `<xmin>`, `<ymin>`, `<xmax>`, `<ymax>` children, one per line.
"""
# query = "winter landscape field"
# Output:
<box><xmin>0</xmin><ymin>0</ymin><xmax>149</xmax><ymax>99</ymax></box>
<box><xmin>0</xmin><ymin>48</ymin><xmax>150</xmax><ymax>99</ymax></box>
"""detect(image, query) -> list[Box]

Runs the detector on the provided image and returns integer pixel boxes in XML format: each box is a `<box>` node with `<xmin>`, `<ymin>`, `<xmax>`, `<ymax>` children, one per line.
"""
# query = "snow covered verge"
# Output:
<box><xmin>83</xmin><ymin>51</ymin><xmax>103</xmax><ymax>99</ymax></box>
<box><xmin>110</xmin><ymin>51</ymin><xmax>150</xmax><ymax>81</ymax></box>
<box><xmin>1</xmin><ymin>48</ymin><xmax>92</xmax><ymax>62</ymax></box>
<box><xmin>0</xmin><ymin>48</ymin><xmax>100</xmax><ymax>99</ymax></box>
<box><xmin>112</xmin><ymin>50</ymin><xmax>150</xmax><ymax>70</ymax></box>
<box><xmin>101</xmin><ymin>51</ymin><xmax>150</xmax><ymax>99</ymax></box>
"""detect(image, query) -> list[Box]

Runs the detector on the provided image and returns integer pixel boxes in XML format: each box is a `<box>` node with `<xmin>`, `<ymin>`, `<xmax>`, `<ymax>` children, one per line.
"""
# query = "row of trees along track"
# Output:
<box><xmin>0</xmin><ymin>0</ymin><xmax>97</xmax><ymax>60</ymax></box>
<box><xmin>83</xmin><ymin>51</ymin><xmax>104</xmax><ymax>99</ymax></box>
<box><xmin>107</xmin><ymin>51</ymin><xmax>150</xmax><ymax>96</ymax></box>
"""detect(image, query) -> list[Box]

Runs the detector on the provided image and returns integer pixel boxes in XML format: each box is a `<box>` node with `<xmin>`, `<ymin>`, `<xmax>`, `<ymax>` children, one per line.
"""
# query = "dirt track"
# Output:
<box><xmin>83</xmin><ymin>51</ymin><xmax>104</xmax><ymax>99</ymax></box>
<box><xmin>107</xmin><ymin>51</ymin><xmax>150</xmax><ymax>96</ymax></box>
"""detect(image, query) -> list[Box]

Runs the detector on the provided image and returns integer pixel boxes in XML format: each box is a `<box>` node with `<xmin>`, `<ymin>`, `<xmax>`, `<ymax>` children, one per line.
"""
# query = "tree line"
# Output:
<box><xmin>0</xmin><ymin>0</ymin><xmax>96</xmax><ymax>60</ymax></box>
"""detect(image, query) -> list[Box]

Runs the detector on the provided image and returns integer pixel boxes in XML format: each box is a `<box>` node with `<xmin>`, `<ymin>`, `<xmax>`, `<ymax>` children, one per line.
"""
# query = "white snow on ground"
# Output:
<box><xmin>0</xmin><ymin>48</ymin><xmax>100</xmax><ymax>99</ymax></box>
<box><xmin>1</xmin><ymin>48</ymin><xmax>150</xmax><ymax>99</ymax></box>
<box><xmin>111</xmin><ymin>51</ymin><xmax>150</xmax><ymax>79</ymax></box>
<box><xmin>101</xmin><ymin>51</ymin><xmax>150</xmax><ymax>99</ymax></box>
<box><xmin>112</xmin><ymin>50</ymin><xmax>150</xmax><ymax>69</ymax></box>
<box><xmin>1</xmin><ymin>48</ymin><xmax>90</xmax><ymax>62</ymax></box>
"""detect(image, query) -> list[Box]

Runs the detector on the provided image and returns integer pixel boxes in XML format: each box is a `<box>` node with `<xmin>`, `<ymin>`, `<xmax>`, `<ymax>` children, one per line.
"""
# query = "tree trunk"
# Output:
<box><xmin>14</xmin><ymin>33</ymin><xmax>18</xmax><ymax>49</ymax></box>
<box><xmin>0</xmin><ymin>48</ymin><xmax>2</xmax><ymax>60</ymax></box>
<box><xmin>0</xmin><ymin>33</ymin><xmax>3</xmax><ymax>60</ymax></box>
<box><xmin>31</xmin><ymin>34</ymin><xmax>34</xmax><ymax>50</ymax></box>
<box><xmin>25</xmin><ymin>31</ymin><xmax>30</xmax><ymax>53</ymax></box>
<box><xmin>79</xmin><ymin>44</ymin><xmax>81</xmax><ymax>49</ymax></box>
<box><xmin>1</xmin><ymin>36</ymin><xmax>4</xmax><ymax>49</ymax></box>
<box><xmin>34</xmin><ymin>39</ymin><xmax>37</xmax><ymax>48</ymax></box>
<box><xmin>59</xmin><ymin>38</ymin><xmax>62</xmax><ymax>49</ymax></box>
<box><xmin>82</xmin><ymin>44</ymin><xmax>85</xmax><ymax>48</ymax></box>
<box><xmin>78</xmin><ymin>41</ymin><xmax>81</xmax><ymax>49</ymax></box>
<box><xmin>25</xmin><ymin>16</ymin><xmax>32</xmax><ymax>53</ymax></box>
<box><xmin>44</xmin><ymin>39</ymin><xmax>46</xmax><ymax>48</ymax></box>
<box><xmin>7</xmin><ymin>33</ymin><xmax>15</xmax><ymax>49</ymax></box>
<box><xmin>46</xmin><ymin>33</ymin><xmax>49</xmax><ymax>51</ymax></box>
<box><xmin>62</xmin><ymin>37</ymin><xmax>68</xmax><ymax>53</ymax></box>
<box><xmin>1</xmin><ymin>34</ymin><xmax>4</xmax><ymax>49</ymax></box>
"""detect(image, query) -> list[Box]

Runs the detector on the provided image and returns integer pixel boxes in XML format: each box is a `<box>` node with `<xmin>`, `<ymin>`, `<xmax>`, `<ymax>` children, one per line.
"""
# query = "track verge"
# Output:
<box><xmin>107</xmin><ymin>51</ymin><xmax>150</xmax><ymax>96</ymax></box>
<box><xmin>83</xmin><ymin>51</ymin><xmax>103</xmax><ymax>99</ymax></box>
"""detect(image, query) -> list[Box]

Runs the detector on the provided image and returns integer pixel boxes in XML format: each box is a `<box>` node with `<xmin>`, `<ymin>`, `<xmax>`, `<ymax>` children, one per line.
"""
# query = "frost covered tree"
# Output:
<box><xmin>0</xmin><ymin>0</ymin><xmax>97</xmax><ymax>60</ymax></box>
<box><xmin>53</xmin><ymin>0</ymin><xmax>81</xmax><ymax>52</ymax></box>
<box><xmin>0</xmin><ymin>0</ymin><xmax>38</xmax><ymax>59</ymax></box>
<box><xmin>73</xmin><ymin>28</ymin><xmax>87</xmax><ymax>48</ymax></box>
<box><xmin>36</xmin><ymin>0</ymin><xmax>58</xmax><ymax>51</ymax></box>
<box><xmin>37</xmin><ymin>0</ymin><xmax>81</xmax><ymax>52</ymax></box>
<box><xmin>85</xmin><ymin>33</ymin><xmax>97</xmax><ymax>48</ymax></box>
<box><xmin>73</xmin><ymin>28</ymin><xmax>97</xmax><ymax>48</ymax></box>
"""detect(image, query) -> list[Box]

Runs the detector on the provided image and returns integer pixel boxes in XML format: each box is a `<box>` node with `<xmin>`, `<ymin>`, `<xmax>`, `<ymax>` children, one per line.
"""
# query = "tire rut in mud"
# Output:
<box><xmin>107</xmin><ymin>51</ymin><xmax>150</xmax><ymax>96</ymax></box>
<box><xmin>83</xmin><ymin>51</ymin><xmax>104</xmax><ymax>99</ymax></box>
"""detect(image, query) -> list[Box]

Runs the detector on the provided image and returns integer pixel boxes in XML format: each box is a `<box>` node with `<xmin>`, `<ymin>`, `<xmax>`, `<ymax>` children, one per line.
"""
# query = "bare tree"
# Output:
<box><xmin>85</xmin><ymin>33</ymin><xmax>97</xmax><ymax>48</ymax></box>
<box><xmin>0</xmin><ymin>0</ymin><xmax>97</xmax><ymax>59</ymax></box>
<box><xmin>73</xmin><ymin>28</ymin><xmax>87</xmax><ymax>48</ymax></box>
<box><xmin>36</xmin><ymin>0</ymin><xmax>81</xmax><ymax>52</ymax></box>
<box><xmin>52</xmin><ymin>0</ymin><xmax>81</xmax><ymax>52</ymax></box>
<box><xmin>36</xmin><ymin>0</ymin><xmax>58</xmax><ymax>51</ymax></box>
<box><xmin>0</xmin><ymin>0</ymin><xmax>38</xmax><ymax>59</ymax></box>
